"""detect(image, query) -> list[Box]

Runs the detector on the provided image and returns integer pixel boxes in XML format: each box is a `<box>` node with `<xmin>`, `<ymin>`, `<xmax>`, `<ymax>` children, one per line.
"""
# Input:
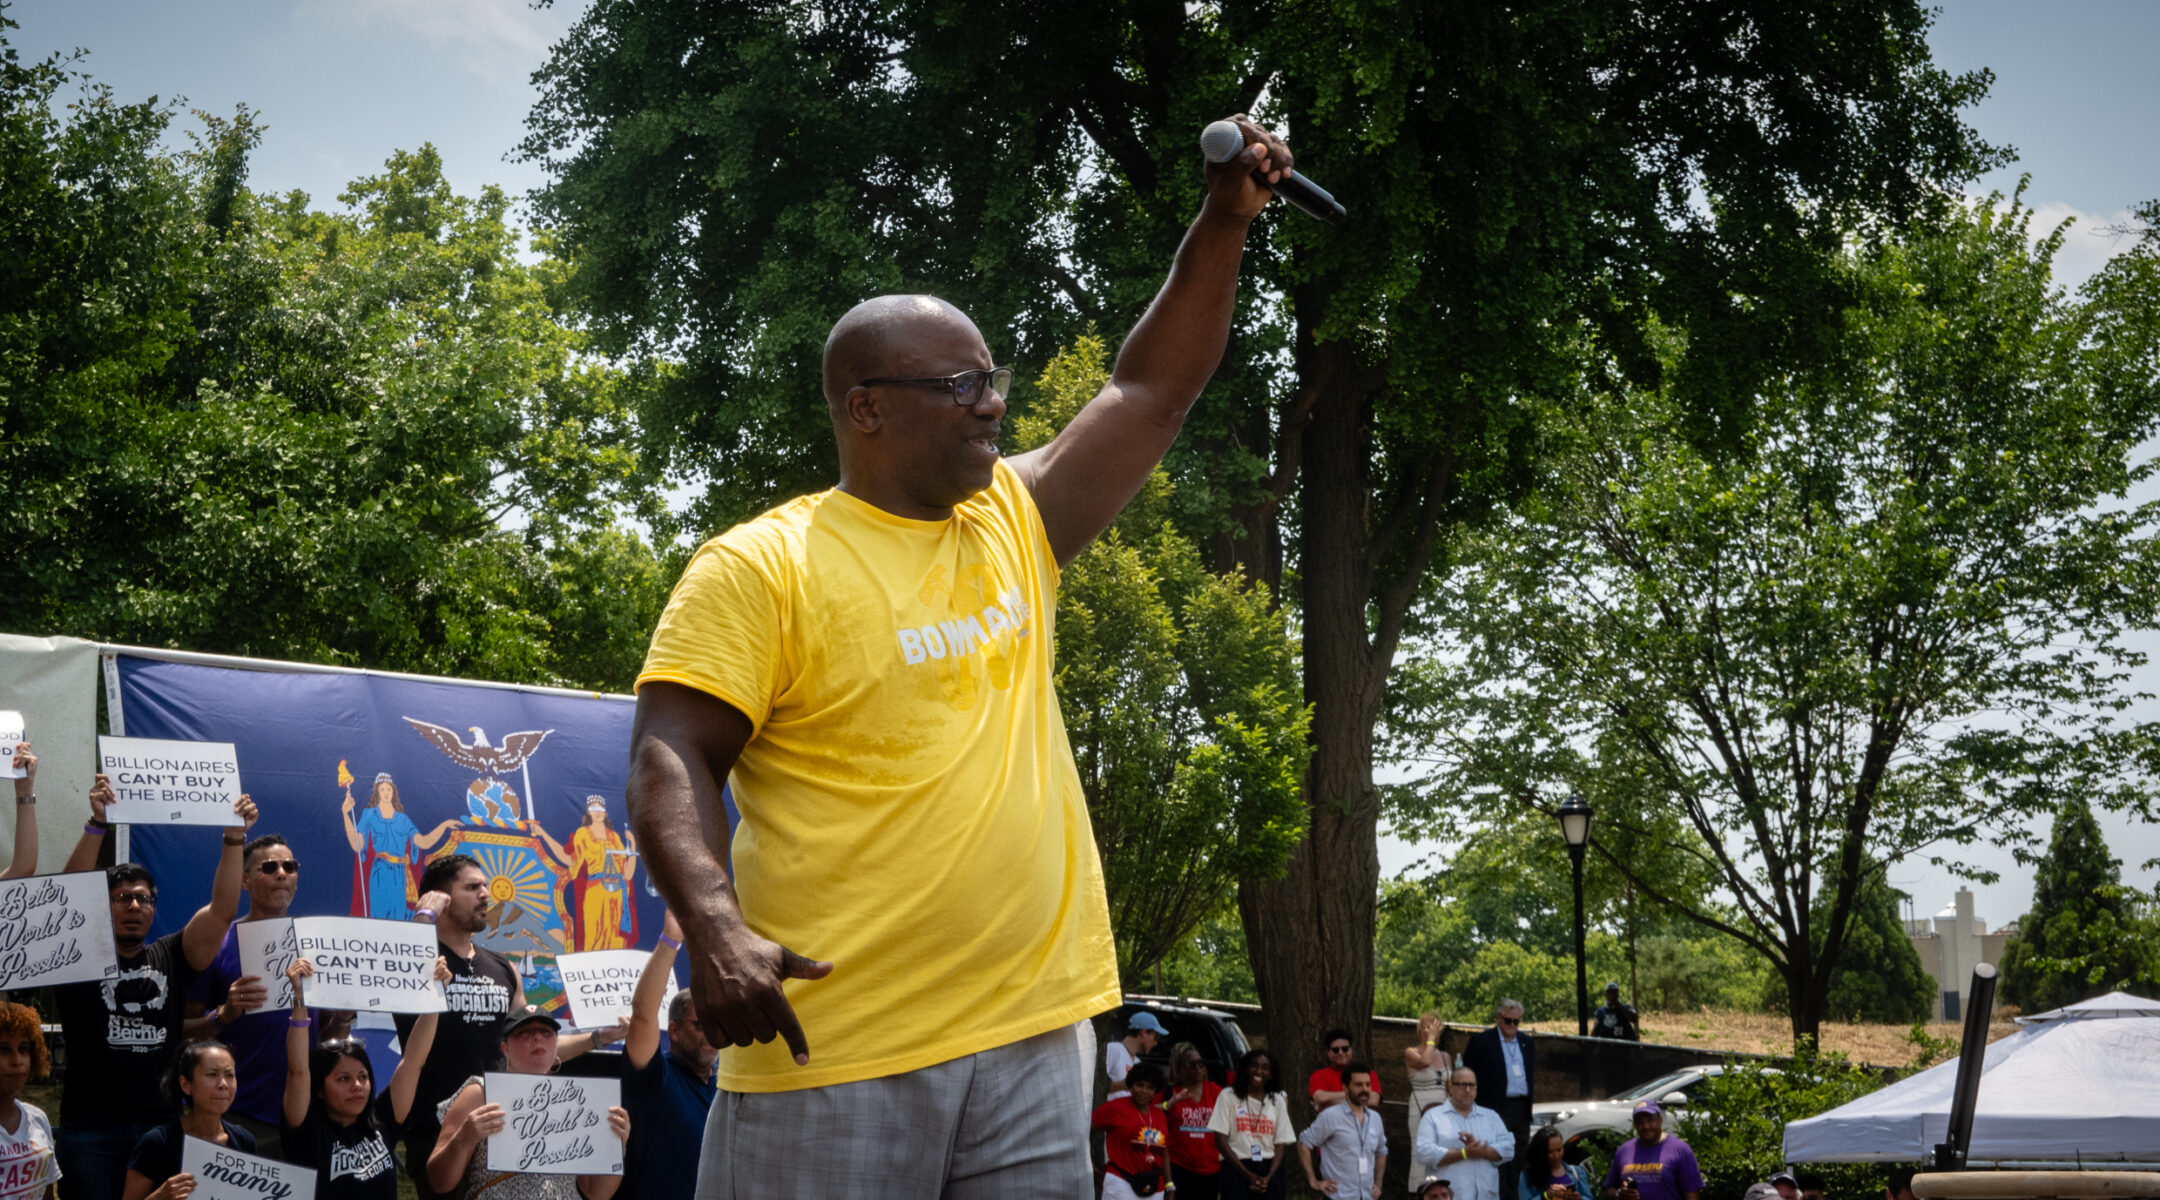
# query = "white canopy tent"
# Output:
<box><xmin>1783</xmin><ymin>995</ymin><xmax>2160</xmax><ymax>1165</ymax></box>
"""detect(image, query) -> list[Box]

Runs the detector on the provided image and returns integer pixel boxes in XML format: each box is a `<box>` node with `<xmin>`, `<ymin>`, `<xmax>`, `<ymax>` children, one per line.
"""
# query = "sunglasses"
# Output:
<box><xmin>1499</xmin><ymin>1017</ymin><xmax>1521</xmax><ymax>1026</ymax></box>
<box><xmin>252</xmin><ymin>861</ymin><xmax>300</xmax><ymax>875</ymax></box>
<box><xmin>1328</xmin><ymin>1044</ymin><xmax>1352</xmax><ymax>1053</ymax></box>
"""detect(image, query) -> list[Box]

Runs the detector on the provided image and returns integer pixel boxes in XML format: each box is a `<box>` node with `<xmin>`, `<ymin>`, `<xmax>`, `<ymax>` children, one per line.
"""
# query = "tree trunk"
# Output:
<box><xmin>1238</xmin><ymin>333</ymin><xmax>1383</xmax><ymax>1123</ymax></box>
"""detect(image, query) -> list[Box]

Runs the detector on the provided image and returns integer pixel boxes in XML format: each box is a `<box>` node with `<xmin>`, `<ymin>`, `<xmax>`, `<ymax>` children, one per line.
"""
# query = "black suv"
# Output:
<box><xmin>1091</xmin><ymin>997</ymin><xmax>1252</xmax><ymax>1100</ymax></box>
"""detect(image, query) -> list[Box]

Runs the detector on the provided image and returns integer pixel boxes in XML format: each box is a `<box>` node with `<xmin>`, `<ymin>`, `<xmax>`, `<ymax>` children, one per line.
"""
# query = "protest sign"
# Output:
<box><xmin>0</xmin><ymin>871</ymin><xmax>119</xmax><ymax>989</ymax></box>
<box><xmin>485</xmin><ymin>1073</ymin><xmax>623</xmax><ymax>1175</ymax></box>
<box><xmin>0</xmin><ymin>711</ymin><xmax>22</xmax><ymax>779</ymax></box>
<box><xmin>236</xmin><ymin>918</ymin><xmax>298</xmax><ymax>1012</ymax></box>
<box><xmin>290</xmin><ymin>916</ymin><xmax>445</xmax><ymax>1014</ymax></box>
<box><xmin>97</xmin><ymin>735</ymin><xmax>243</xmax><ymax>826</ymax></box>
<box><xmin>555</xmin><ymin>949</ymin><xmax>678</xmax><ymax>1031</ymax></box>
<box><xmin>183</xmin><ymin>1135</ymin><xmax>316</xmax><ymax>1200</ymax></box>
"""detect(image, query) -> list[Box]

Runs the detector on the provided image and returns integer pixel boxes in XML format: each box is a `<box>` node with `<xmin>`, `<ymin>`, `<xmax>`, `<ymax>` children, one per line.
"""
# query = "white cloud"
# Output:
<box><xmin>1994</xmin><ymin>198</ymin><xmax>2144</xmax><ymax>295</ymax></box>
<box><xmin>300</xmin><ymin>0</ymin><xmax>576</xmax><ymax>88</ymax></box>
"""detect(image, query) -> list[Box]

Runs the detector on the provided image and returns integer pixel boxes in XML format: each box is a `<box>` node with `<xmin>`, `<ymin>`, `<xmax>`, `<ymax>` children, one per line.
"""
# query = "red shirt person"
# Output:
<box><xmin>1165</xmin><ymin>1044</ymin><xmax>1224</xmax><ymax>1191</ymax></box>
<box><xmin>1309</xmin><ymin>1030</ymin><xmax>1382</xmax><ymax>1110</ymax></box>
<box><xmin>1093</xmin><ymin>1063</ymin><xmax>1172</xmax><ymax>1200</ymax></box>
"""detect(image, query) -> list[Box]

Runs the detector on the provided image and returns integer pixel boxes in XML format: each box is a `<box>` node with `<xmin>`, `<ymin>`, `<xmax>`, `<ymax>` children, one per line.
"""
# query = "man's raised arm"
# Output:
<box><xmin>1009</xmin><ymin>116</ymin><xmax>1292</xmax><ymax>566</ymax></box>
<box><xmin>624</xmin><ymin>682</ymin><xmax>832</xmax><ymax>1065</ymax></box>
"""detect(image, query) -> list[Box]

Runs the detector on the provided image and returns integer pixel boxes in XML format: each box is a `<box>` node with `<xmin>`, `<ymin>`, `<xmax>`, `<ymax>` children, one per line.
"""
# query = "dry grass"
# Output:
<box><xmin>1519</xmin><ymin>1008</ymin><xmax>2020</xmax><ymax>1068</ymax></box>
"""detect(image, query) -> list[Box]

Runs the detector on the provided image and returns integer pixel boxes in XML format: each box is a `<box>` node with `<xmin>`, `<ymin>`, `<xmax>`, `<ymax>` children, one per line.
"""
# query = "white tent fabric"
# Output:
<box><xmin>1783</xmin><ymin>1015</ymin><xmax>2160</xmax><ymax>1164</ymax></box>
<box><xmin>2017</xmin><ymin>990</ymin><xmax>2160</xmax><ymax>1024</ymax></box>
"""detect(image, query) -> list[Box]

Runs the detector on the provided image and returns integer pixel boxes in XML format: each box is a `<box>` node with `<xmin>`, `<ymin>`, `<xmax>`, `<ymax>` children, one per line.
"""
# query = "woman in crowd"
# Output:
<box><xmin>1208</xmin><ymin>1047</ymin><xmax>1295</xmax><ymax>1200</ymax></box>
<box><xmin>1164</xmin><ymin>1042</ymin><xmax>1223</xmax><ymax>1200</ymax></box>
<box><xmin>1092</xmin><ymin>1060</ymin><xmax>1171</xmax><ymax>1200</ymax></box>
<box><xmin>1517</xmin><ymin>1125</ymin><xmax>1594</xmax><ymax>1200</ymax></box>
<box><xmin>1404</xmin><ymin>1011</ymin><xmax>1452</xmax><ymax>1190</ymax></box>
<box><xmin>121</xmin><ymin>1041</ymin><xmax>253</xmax><ymax>1200</ymax></box>
<box><xmin>280</xmin><ymin>955</ymin><xmax>452</xmax><ymax>1199</ymax></box>
<box><xmin>428</xmin><ymin>1005</ymin><xmax>630</xmax><ymax>1200</ymax></box>
<box><xmin>0</xmin><ymin>1002</ymin><xmax>58</xmax><ymax>1200</ymax></box>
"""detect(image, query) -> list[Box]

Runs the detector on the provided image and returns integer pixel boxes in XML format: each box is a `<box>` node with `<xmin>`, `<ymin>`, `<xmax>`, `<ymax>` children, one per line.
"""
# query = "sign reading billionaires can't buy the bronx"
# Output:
<box><xmin>290</xmin><ymin>917</ymin><xmax>445</xmax><ymax>1014</ymax></box>
<box><xmin>97</xmin><ymin>735</ymin><xmax>244</xmax><ymax>826</ymax></box>
<box><xmin>0</xmin><ymin>871</ymin><xmax>119</xmax><ymax>989</ymax></box>
<box><xmin>556</xmin><ymin>949</ymin><xmax>679</xmax><ymax>1031</ymax></box>
<box><xmin>182</xmin><ymin>1135</ymin><xmax>316</xmax><ymax>1200</ymax></box>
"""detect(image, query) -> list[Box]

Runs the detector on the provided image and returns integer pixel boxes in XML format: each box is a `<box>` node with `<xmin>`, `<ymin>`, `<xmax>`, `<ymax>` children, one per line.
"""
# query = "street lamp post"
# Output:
<box><xmin>1557</xmin><ymin>792</ymin><xmax>1594</xmax><ymax>1037</ymax></box>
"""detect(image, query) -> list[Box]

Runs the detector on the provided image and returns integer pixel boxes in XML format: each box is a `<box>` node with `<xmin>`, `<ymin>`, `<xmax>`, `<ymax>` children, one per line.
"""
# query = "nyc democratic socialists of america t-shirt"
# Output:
<box><xmin>638</xmin><ymin>459</ymin><xmax>1120</xmax><ymax>1092</ymax></box>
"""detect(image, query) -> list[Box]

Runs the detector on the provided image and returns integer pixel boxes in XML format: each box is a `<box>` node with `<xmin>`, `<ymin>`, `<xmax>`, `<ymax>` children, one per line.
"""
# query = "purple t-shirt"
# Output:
<box><xmin>190</xmin><ymin>924</ymin><xmax>315</xmax><ymax>1125</ymax></box>
<box><xmin>1603</xmin><ymin>1136</ymin><xmax>1704</xmax><ymax>1200</ymax></box>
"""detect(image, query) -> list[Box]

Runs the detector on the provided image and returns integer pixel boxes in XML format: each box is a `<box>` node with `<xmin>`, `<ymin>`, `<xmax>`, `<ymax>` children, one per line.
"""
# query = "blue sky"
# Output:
<box><xmin>12</xmin><ymin>0</ymin><xmax>2158</xmax><ymax>946</ymax></box>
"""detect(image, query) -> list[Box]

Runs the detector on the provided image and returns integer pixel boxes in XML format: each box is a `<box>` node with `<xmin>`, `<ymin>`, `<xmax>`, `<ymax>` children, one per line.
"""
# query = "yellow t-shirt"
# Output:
<box><xmin>636</xmin><ymin>460</ymin><xmax>1121</xmax><ymax>1092</ymax></box>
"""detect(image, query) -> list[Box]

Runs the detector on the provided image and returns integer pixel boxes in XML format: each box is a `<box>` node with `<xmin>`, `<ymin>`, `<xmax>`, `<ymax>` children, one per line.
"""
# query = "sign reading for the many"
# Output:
<box><xmin>182</xmin><ymin>1135</ymin><xmax>316</xmax><ymax>1200</ymax></box>
<box><xmin>97</xmin><ymin>735</ymin><xmax>244</xmax><ymax>826</ymax></box>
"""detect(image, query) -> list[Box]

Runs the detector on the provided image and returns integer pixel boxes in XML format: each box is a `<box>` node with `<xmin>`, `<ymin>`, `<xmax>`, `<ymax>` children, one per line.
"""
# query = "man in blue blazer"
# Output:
<box><xmin>1460</xmin><ymin>999</ymin><xmax>1535</xmax><ymax>1200</ymax></box>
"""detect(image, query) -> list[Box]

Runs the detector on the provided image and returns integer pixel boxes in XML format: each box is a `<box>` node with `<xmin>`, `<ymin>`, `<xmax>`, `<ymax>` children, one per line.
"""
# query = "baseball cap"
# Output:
<box><xmin>503</xmin><ymin>1004</ymin><xmax>562</xmax><ymax>1036</ymax></box>
<box><xmin>1744</xmin><ymin>1185</ymin><xmax>1784</xmax><ymax>1200</ymax></box>
<box><xmin>1127</xmin><ymin>1011</ymin><xmax>1169</xmax><ymax>1035</ymax></box>
<box><xmin>1770</xmin><ymin>1174</ymin><xmax>1798</xmax><ymax>1187</ymax></box>
<box><xmin>1418</xmin><ymin>1178</ymin><xmax>1454</xmax><ymax>1199</ymax></box>
<box><xmin>1605</xmin><ymin>981</ymin><xmax>1622</xmax><ymax>991</ymax></box>
<box><xmin>1632</xmin><ymin>1101</ymin><xmax>1662</xmax><ymax>1116</ymax></box>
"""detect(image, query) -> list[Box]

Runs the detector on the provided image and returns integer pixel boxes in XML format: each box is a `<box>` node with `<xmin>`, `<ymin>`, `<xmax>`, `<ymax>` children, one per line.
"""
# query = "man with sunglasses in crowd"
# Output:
<box><xmin>55</xmin><ymin>773</ymin><xmax>259</xmax><ymax>1200</ymax></box>
<box><xmin>1310</xmin><ymin>1029</ymin><xmax>1385</xmax><ymax>1111</ymax></box>
<box><xmin>1461</xmin><ymin>1000</ymin><xmax>1536</xmax><ymax>1200</ymax></box>
<box><xmin>629</xmin><ymin>115</ymin><xmax>1297</xmax><ymax>1198</ymax></box>
<box><xmin>182</xmin><ymin>832</ymin><xmax>344</xmax><ymax>1158</ymax></box>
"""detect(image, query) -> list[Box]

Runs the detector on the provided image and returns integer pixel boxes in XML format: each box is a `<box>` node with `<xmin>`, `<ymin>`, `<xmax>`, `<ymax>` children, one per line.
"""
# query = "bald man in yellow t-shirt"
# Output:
<box><xmin>628</xmin><ymin>116</ymin><xmax>1295</xmax><ymax>1200</ymax></box>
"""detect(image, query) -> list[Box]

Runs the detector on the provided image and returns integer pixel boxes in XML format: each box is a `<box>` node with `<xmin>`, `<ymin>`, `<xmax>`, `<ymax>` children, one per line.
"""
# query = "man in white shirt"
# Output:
<box><xmin>1415</xmin><ymin>1067</ymin><xmax>1515</xmax><ymax>1200</ymax></box>
<box><xmin>1299</xmin><ymin>1062</ymin><xmax>1385</xmax><ymax>1198</ymax></box>
<box><xmin>1106</xmin><ymin>1011</ymin><xmax>1166</xmax><ymax>1100</ymax></box>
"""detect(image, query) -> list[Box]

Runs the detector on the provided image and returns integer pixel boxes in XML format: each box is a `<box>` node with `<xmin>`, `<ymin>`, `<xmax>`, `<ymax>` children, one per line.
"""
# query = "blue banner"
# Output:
<box><xmin>113</xmin><ymin>653</ymin><xmax>697</xmax><ymax>1016</ymax></box>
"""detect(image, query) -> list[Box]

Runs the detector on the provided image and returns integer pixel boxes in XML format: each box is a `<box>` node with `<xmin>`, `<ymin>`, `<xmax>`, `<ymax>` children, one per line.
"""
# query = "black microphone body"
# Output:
<box><xmin>1199</xmin><ymin>119</ymin><xmax>1345</xmax><ymax>224</ymax></box>
<box><xmin>1266</xmin><ymin>171</ymin><xmax>1345</xmax><ymax>225</ymax></box>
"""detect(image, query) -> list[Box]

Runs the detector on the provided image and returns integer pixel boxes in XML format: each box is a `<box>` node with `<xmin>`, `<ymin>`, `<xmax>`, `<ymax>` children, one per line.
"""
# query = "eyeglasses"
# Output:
<box><xmin>1328</xmin><ymin>1044</ymin><xmax>1352</xmax><ymax>1053</ymax></box>
<box><xmin>1448</xmin><ymin>1080</ymin><xmax>1478</xmax><ymax>1089</ymax></box>
<box><xmin>252</xmin><ymin>861</ymin><xmax>300</xmax><ymax>876</ymax></box>
<box><xmin>1498</xmin><ymin>1017</ymin><xmax>1521</xmax><ymax>1026</ymax></box>
<box><xmin>858</xmin><ymin>366</ymin><xmax>1014</xmax><ymax>408</ymax></box>
<box><xmin>112</xmin><ymin>894</ymin><xmax>156</xmax><ymax>909</ymax></box>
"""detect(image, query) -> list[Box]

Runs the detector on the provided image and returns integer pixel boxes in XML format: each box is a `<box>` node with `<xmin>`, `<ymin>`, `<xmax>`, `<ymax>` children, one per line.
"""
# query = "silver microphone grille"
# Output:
<box><xmin>1199</xmin><ymin>120</ymin><xmax>1245</xmax><ymax>165</ymax></box>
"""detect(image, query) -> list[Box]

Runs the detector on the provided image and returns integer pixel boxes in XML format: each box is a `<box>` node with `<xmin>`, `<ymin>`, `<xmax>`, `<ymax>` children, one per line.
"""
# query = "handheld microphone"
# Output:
<box><xmin>1200</xmin><ymin>120</ymin><xmax>1345</xmax><ymax>225</ymax></box>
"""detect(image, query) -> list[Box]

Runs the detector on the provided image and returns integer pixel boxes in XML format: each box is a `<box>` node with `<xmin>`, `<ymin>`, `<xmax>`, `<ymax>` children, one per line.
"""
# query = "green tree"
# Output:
<box><xmin>1762</xmin><ymin>874</ymin><xmax>1932</xmax><ymax>1024</ymax></box>
<box><xmin>1018</xmin><ymin>338</ymin><xmax>1310</xmax><ymax>984</ymax></box>
<box><xmin>1388</xmin><ymin>198</ymin><xmax>2160</xmax><ymax>1042</ymax></box>
<box><xmin>1999</xmin><ymin>795</ymin><xmax>2160</xmax><ymax>1012</ymax></box>
<box><xmin>521</xmin><ymin>0</ymin><xmax>1996</xmax><ymax>1075</ymax></box>
<box><xmin>1</xmin><ymin>23</ymin><xmax>666</xmax><ymax>689</ymax></box>
<box><xmin>1684</xmin><ymin>1051</ymin><xmax>1887</xmax><ymax>1200</ymax></box>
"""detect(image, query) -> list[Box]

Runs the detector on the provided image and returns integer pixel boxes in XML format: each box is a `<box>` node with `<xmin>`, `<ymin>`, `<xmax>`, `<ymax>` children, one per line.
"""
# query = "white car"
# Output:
<box><xmin>1529</xmin><ymin>1065</ymin><xmax>1767</xmax><ymax>1157</ymax></box>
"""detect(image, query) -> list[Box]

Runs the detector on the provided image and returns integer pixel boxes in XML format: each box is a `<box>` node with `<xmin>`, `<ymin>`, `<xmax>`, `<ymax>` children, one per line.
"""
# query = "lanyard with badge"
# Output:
<box><xmin>1353</xmin><ymin>1107</ymin><xmax>1374</xmax><ymax>1182</ymax></box>
<box><xmin>1239</xmin><ymin>1102</ymin><xmax>1265</xmax><ymax>1162</ymax></box>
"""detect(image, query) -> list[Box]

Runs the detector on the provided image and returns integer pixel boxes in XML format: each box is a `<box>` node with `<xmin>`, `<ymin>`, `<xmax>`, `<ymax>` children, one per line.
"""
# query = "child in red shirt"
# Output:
<box><xmin>1093</xmin><ymin>1061</ymin><xmax>1172</xmax><ymax>1199</ymax></box>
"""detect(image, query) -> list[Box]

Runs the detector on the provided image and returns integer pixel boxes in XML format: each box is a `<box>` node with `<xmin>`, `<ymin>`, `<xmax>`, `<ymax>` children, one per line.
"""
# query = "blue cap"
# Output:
<box><xmin>1605</xmin><ymin>981</ymin><xmax>1622</xmax><ymax>992</ymax></box>
<box><xmin>1127</xmin><ymin>1011</ymin><xmax>1169</xmax><ymax>1035</ymax></box>
<box><xmin>1632</xmin><ymin>1101</ymin><xmax>1662</xmax><ymax>1116</ymax></box>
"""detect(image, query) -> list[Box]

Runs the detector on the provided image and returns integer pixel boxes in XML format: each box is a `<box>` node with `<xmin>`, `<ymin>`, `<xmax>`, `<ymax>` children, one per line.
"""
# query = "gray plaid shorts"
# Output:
<box><xmin>694</xmin><ymin>1019</ymin><xmax>1097</xmax><ymax>1199</ymax></box>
